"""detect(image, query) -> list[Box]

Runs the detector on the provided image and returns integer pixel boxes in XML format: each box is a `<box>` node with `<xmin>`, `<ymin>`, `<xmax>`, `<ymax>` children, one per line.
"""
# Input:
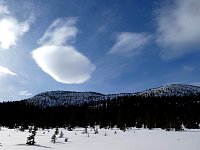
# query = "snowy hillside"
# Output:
<box><xmin>24</xmin><ymin>91</ymin><xmax>106</xmax><ymax>107</ymax></box>
<box><xmin>137</xmin><ymin>84</ymin><xmax>200</xmax><ymax>97</ymax></box>
<box><xmin>23</xmin><ymin>84</ymin><xmax>200</xmax><ymax>107</ymax></box>
<box><xmin>23</xmin><ymin>91</ymin><xmax>133</xmax><ymax>107</ymax></box>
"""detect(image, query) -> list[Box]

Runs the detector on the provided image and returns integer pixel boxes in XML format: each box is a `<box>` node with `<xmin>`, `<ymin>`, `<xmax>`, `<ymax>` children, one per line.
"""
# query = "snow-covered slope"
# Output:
<box><xmin>137</xmin><ymin>84</ymin><xmax>200</xmax><ymax>97</ymax></box>
<box><xmin>24</xmin><ymin>91</ymin><xmax>105</xmax><ymax>107</ymax></box>
<box><xmin>23</xmin><ymin>91</ymin><xmax>133</xmax><ymax>107</ymax></box>
<box><xmin>1</xmin><ymin>127</ymin><xmax>200</xmax><ymax>150</ymax></box>
<box><xmin>23</xmin><ymin>84</ymin><xmax>200</xmax><ymax>107</ymax></box>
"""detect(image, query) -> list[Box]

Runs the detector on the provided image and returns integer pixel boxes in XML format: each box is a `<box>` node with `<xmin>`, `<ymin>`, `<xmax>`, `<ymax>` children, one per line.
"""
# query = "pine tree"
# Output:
<box><xmin>19</xmin><ymin>125</ymin><xmax>25</xmax><ymax>132</ymax></box>
<box><xmin>55</xmin><ymin>127</ymin><xmax>59</xmax><ymax>135</ymax></box>
<box><xmin>82</xmin><ymin>127</ymin><xmax>88</xmax><ymax>134</ymax></box>
<box><xmin>51</xmin><ymin>134</ymin><xmax>57</xmax><ymax>143</ymax></box>
<box><xmin>104</xmin><ymin>132</ymin><xmax>107</xmax><ymax>136</ymax></box>
<box><xmin>94</xmin><ymin>128</ymin><xmax>98</xmax><ymax>134</ymax></box>
<box><xmin>64</xmin><ymin>137</ymin><xmax>68</xmax><ymax>142</ymax></box>
<box><xmin>84</xmin><ymin>127</ymin><xmax>88</xmax><ymax>134</ymax></box>
<box><xmin>26</xmin><ymin>126</ymin><xmax>37</xmax><ymax>145</ymax></box>
<box><xmin>59</xmin><ymin>131</ymin><xmax>64</xmax><ymax>138</ymax></box>
<box><xmin>28</xmin><ymin>126</ymin><xmax>32</xmax><ymax>133</ymax></box>
<box><xmin>51</xmin><ymin>128</ymin><xmax>59</xmax><ymax>143</ymax></box>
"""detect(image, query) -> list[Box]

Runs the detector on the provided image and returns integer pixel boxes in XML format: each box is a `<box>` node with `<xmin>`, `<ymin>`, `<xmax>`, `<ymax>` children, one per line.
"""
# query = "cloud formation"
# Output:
<box><xmin>0</xmin><ymin>66</ymin><xmax>16</xmax><ymax>77</ymax></box>
<box><xmin>0</xmin><ymin>1</ymin><xmax>31</xmax><ymax>49</ymax></box>
<box><xmin>38</xmin><ymin>18</ymin><xmax>78</xmax><ymax>45</ymax></box>
<box><xmin>0</xmin><ymin>0</ymin><xmax>9</xmax><ymax>15</ymax></box>
<box><xmin>183</xmin><ymin>65</ymin><xmax>194</xmax><ymax>72</ymax></box>
<box><xmin>18</xmin><ymin>90</ymin><xmax>32</xmax><ymax>96</ymax></box>
<box><xmin>32</xmin><ymin>18</ymin><xmax>95</xmax><ymax>84</ymax></box>
<box><xmin>156</xmin><ymin>0</ymin><xmax>200</xmax><ymax>59</ymax></box>
<box><xmin>108</xmin><ymin>32</ymin><xmax>151</xmax><ymax>56</ymax></box>
<box><xmin>32</xmin><ymin>45</ymin><xmax>95</xmax><ymax>84</ymax></box>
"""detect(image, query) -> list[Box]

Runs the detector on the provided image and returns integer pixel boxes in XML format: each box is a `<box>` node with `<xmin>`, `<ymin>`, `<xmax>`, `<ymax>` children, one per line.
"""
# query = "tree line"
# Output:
<box><xmin>0</xmin><ymin>95</ymin><xmax>199</xmax><ymax>130</ymax></box>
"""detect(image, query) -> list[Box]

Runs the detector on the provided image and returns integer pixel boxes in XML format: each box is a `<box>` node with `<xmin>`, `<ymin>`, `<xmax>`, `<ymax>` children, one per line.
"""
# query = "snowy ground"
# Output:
<box><xmin>0</xmin><ymin>127</ymin><xmax>199</xmax><ymax>150</ymax></box>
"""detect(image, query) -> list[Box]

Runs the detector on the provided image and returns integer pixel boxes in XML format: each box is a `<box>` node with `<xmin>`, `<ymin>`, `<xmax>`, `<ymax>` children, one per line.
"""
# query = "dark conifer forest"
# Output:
<box><xmin>0</xmin><ymin>95</ymin><xmax>199</xmax><ymax>130</ymax></box>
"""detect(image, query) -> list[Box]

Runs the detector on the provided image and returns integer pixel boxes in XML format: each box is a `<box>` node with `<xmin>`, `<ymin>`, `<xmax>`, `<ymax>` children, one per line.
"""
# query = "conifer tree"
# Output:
<box><xmin>64</xmin><ymin>137</ymin><xmax>68</xmax><ymax>142</ymax></box>
<box><xmin>82</xmin><ymin>127</ymin><xmax>88</xmax><ymax>134</ymax></box>
<box><xmin>28</xmin><ymin>126</ymin><xmax>32</xmax><ymax>133</ymax></box>
<box><xmin>26</xmin><ymin>126</ymin><xmax>37</xmax><ymax>145</ymax></box>
<box><xmin>94</xmin><ymin>128</ymin><xmax>98</xmax><ymax>134</ymax></box>
<box><xmin>51</xmin><ymin>128</ymin><xmax>59</xmax><ymax>143</ymax></box>
<box><xmin>84</xmin><ymin>127</ymin><xmax>88</xmax><ymax>134</ymax></box>
<box><xmin>104</xmin><ymin>132</ymin><xmax>107</xmax><ymax>136</ymax></box>
<box><xmin>51</xmin><ymin>134</ymin><xmax>57</xmax><ymax>143</ymax></box>
<box><xmin>59</xmin><ymin>131</ymin><xmax>64</xmax><ymax>138</ymax></box>
<box><xmin>55</xmin><ymin>127</ymin><xmax>59</xmax><ymax>135</ymax></box>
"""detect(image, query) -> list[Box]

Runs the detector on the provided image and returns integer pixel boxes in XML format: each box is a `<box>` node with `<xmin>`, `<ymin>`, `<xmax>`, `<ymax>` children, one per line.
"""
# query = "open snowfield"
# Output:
<box><xmin>0</xmin><ymin>127</ymin><xmax>199</xmax><ymax>150</ymax></box>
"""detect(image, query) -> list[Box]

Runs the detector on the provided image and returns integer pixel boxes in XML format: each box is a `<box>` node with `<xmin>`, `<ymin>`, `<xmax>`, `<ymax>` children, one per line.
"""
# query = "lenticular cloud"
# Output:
<box><xmin>32</xmin><ymin>45</ymin><xmax>95</xmax><ymax>84</ymax></box>
<box><xmin>32</xmin><ymin>18</ymin><xmax>95</xmax><ymax>84</ymax></box>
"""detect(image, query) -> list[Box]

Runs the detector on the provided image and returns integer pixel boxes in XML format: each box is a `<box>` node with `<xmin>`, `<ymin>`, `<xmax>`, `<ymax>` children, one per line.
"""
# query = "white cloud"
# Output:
<box><xmin>18</xmin><ymin>90</ymin><xmax>32</xmax><ymax>96</ymax></box>
<box><xmin>0</xmin><ymin>66</ymin><xmax>16</xmax><ymax>77</ymax></box>
<box><xmin>0</xmin><ymin>17</ymin><xmax>30</xmax><ymax>49</ymax></box>
<box><xmin>108</xmin><ymin>32</ymin><xmax>151</xmax><ymax>56</ymax></box>
<box><xmin>32</xmin><ymin>18</ymin><xmax>95</xmax><ymax>84</ymax></box>
<box><xmin>38</xmin><ymin>17</ymin><xmax>78</xmax><ymax>45</ymax></box>
<box><xmin>0</xmin><ymin>0</ymin><xmax>9</xmax><ymax>15</ymax></box>
<box><xmin>156</xmin><ymin>0</ymin><xmax>200</xmax><ymax>58</ymax></box>
<box><xmin>32</xmin><ymin>45</ymin><xmax>95</xmax><ymax>84</ymax></box>
<box><xmin>0</xmin><ymin>1</ymin><xmax>32</xmax><ymax>49</ymax></box>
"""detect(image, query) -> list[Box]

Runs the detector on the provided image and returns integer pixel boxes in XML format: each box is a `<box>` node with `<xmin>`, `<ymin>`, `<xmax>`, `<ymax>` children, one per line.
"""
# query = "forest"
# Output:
<box><xmin>0</xmin><ymin>95</ymin><xmax>199</xmax><ymax>130</ymax></box>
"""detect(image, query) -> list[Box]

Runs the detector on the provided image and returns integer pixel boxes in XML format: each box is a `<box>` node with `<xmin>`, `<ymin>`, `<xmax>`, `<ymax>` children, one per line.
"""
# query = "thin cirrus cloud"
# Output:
<box><xmin>38</xmin><ymin>18</ymin><xmax>78</xmax><ymax>46</ymax></box>
<box><xmin>108</xmin><ymin>32</ymin><xmax>151</xmax><ymax>56</ymax></box>
<box><xmin>0</xmin><ymin>66</ymin><xmax>16</xmax><ymax>77</ymax></box>
<box><xmin>18</xmin><ymin>90</ymin><xmax>32</xmax><ymax>96</ymax></box>
<box><xmin>32</xmin><ymin>18</ymin><xmax>95</xmax><ymax>84</ymax></box>
<box><xmin>156</xmin><ymin>0</ymin><xmax>200</xmax><ymax>59</ymax></box>
<box><xmin>0</xmin><ymin>0</ymin><xmax>9</xmax><ymax>15</ymax></box>
<box><xmin>183</xmin><ymin>65</ymin><xmax>194</xmax><ymax>72</ymax></box>
<box><xmin>0</xmin><ymin>1</ymin><xmax>32</xmax><ymax>49</ymax></box>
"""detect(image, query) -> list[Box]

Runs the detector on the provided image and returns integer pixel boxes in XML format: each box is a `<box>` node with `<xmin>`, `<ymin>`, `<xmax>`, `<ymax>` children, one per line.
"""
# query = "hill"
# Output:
<box><xmin>22</xmin><ymin>84</ymin><xmax>200</xmax><ymax>107</ymax></box>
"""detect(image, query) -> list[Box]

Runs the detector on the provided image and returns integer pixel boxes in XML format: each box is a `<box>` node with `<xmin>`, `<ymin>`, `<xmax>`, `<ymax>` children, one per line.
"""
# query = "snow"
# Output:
<box><xmin>137</xmin><ymin>84</ymin><xmax>200</xmax><ymax>97</ymax></box>
<box><xmin>23</xmin><ymin>91</ymin><xmax>133</xmax><ymax>108</ymax></box>
<box><xmin>22</xmin><ymin>84</ymin><xmax>200</xmax><ymax>108</ymax></box>
<box><xmin>0</xmin><ymin>127</ymin><xmax>199</xmax><ymax>150</ymax></box>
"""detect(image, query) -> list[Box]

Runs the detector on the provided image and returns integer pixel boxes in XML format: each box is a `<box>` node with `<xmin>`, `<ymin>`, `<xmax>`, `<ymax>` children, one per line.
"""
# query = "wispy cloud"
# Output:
<box><xmin>0</xmin><ymin>0</ymin><xmax>9</xmax><ymax>15</ymax></box>
<box><xmin>32</xmin><ymin>18</ymin><xmax>95</xmax><ymax>84</ymax></box>
<box><xmin>183</xmin><ymin>65</ymin><xmax>194</xmax><ymax>72</ymax></box>
<box><xmin>0</xmin><ymin>0</ymin><xmax>32</xmax><ymax>49</ymax></box>
<box><xmin>0</xmin><ymin>66</ymin><xmax>16</xmax><ymax>77</ymax></box>
<box><xmin>38</xmin><ymin>17</ymin><xmax>78</xmax><ymax>45</ymax></box>
<box><xmin>18</xmin><ymin>90</ymin><xmax>32</xmax><ymax>96</ymax></box>
<box><xmin>156</xmin><ymin>0</ymin><xmax>200</xmax><ymax>59</ymax></box>
<box><xmin>108</xmin><ymin>32</ymin><xmax>151</xmax><ymax>56</ymax></box>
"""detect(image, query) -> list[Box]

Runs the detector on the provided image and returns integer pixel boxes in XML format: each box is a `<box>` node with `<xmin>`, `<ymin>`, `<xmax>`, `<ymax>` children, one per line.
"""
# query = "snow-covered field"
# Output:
<box><xmin>0</xmin><ymin>127</ymin><xmax>199</xmax><ymax>150</ymax></box>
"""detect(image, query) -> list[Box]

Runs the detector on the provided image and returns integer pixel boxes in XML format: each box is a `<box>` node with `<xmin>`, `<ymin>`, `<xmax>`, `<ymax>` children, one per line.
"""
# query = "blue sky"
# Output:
<box><xmin>0</xmin><ymin>0</ymin><xmax>200</xmax><ymax>101</ymax></box>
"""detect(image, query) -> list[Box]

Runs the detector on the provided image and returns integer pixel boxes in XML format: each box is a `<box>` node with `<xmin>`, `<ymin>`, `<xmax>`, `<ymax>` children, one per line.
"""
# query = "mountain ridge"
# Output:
<box><xmin>137</xmin><ymin>84</ymin><xmax>200</xmax><ymax>97</ymax></box>
<box><xmin>23</xmin><ymin>84</ymin><xmax>200</xmax><ymax>107</ymax></box>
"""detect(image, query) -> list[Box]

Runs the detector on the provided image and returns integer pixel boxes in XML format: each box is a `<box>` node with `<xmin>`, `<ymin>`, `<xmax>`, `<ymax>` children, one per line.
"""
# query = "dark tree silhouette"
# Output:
<box><xmin>26</xmin><ymin>126</ymin><xmax>37</xmax><ymax>145</ymax></box>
